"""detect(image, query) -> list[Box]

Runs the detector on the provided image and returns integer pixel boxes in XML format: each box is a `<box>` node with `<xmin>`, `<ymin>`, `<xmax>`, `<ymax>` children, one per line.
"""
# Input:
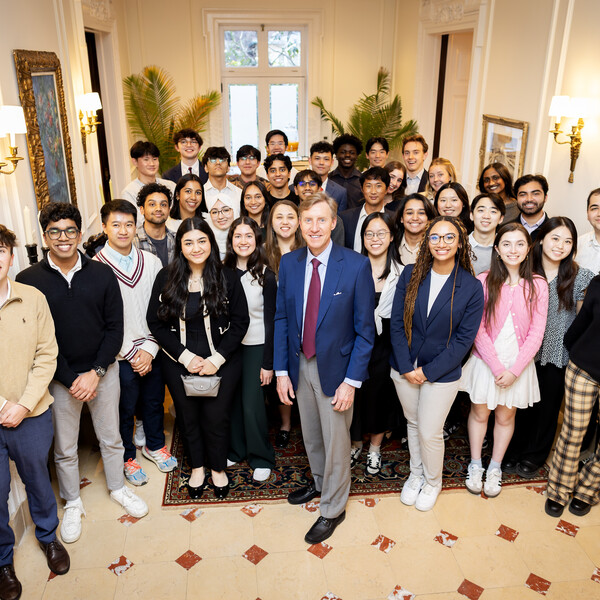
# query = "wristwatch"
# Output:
<box><xmin>93</xmin><ymin>366</ymin><xmax>107</xmax><ymax>378</ymax></box>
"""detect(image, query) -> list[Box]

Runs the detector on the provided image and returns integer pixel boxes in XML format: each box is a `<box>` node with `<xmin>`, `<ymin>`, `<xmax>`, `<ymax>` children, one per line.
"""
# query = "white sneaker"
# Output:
<box><xmin>365</xmin><ymin>451</ymin><xmax>382</xmax><ymax>475</ymax></box>
<box><xmin>134</xmin><ymin>420</ymin><xmax>146</xmax><ymax>447</ymax></box>
<box><xmin>400</xmin><ymin>473</ymin><xmax>424</xmax><ymax>506</ymax></box>
<box><xmin>483</xmin><ymin>468</ymin><xmax>502</xmax><ymax>498</ymax></box>
<box><xmin>415</xmin><ymin>483</ymin><xmax>442</xmax><ymax>511</ymax></box>
<box><xmin>350</xmin><ymin>446</ymin><xmax>362</xmax><ymax>468</ymax></box>
<box><xmin>60</xmin><ymin>498</ymin><xmax>85</xmax><ymax>544</ymax></box>
<box><xmin>142</xmin><ymin>445</ymin><xmax>178</xmax><ymax>473</ymax></box>
<box><xmin>110</xmin><ymin>486</ymin><xmax>149</xmax><ymax>518</ymax></box>
<box><xmin>465</xmin><ymin>462</ymin><xmax>485</xmax><ymax>494</ymax></box>
<box><xmin>253</xmin><ymin>468</ymin><xmax>271</xmax><ymax>482</ymax></box>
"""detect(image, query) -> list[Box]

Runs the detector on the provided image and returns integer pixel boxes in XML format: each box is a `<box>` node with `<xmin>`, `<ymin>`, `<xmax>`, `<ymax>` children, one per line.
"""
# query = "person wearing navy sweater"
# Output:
<box><xmin>390</xmin><ymin>216</ymin><xmax>484</xmax><ymax>512</ymax></box>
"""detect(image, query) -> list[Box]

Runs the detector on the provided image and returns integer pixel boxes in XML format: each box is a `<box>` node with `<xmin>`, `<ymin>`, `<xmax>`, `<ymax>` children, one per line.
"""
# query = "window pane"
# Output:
<box><xmin>270</xmin><ymin>84</ymin><xmax>299</xmax><ymax>156</ymax></box>
<box><xmin>229</xmin><ymin>84</ymin><xmax>259</xmax><ymax>155</ymax></box>
<box><xmin>224</xmin><ymin>30</ymin><xmax>258</xmax><ymax>67</ymax></box>
<box><xmin>268</xmin><ymin>31</ymin><xmax>301</xmax><ymax>67</ymax></box>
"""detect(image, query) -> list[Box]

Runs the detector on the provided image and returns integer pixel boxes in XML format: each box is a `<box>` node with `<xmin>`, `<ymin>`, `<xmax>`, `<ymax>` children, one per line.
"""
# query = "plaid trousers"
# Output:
<box><xmin>547</xmin><ymin>361</ymin><xmax>600</xmax><ymax>506</ymax></box>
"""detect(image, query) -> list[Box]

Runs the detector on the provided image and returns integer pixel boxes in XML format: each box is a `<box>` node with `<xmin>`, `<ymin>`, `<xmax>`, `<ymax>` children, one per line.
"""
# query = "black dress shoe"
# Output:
<box><xmin>288</xmin><ymin>483</ymin><xmax>320</xmax><ymax>505</ymax></box>
<box><xmin>304</xmin><ymin>511</ymin><xmax>346</xmax><ymax>544</ymax></box>
<box><xmin>516</xmin><ymin>460</ymin><xmax>541</xmax><ymax>479</ymax></box>
<box><xmin>39</xmin><ymin>539</ymin><xmax>70</xmax><ymax>575</ymax></box>
<box><xmin>544</xmin><ymin>498</ymin><xmax>565</xmax><ymax>518</ymax></box>
<box><xmin>275</xmin><ymin>430</ymin><xmax>290</xmax><ymax>449</ymax></box>
<box><xmin>569</xmin><ymin>497</ymin><xmax>592</xmax><ymax>517</ymax></box>
<box><xmin>213</xmin><ymin>483</ymin><xmax>230</xmax><ymax>500</ymax></box>
<box><xmin>0</xmin><ymin>564</ymin><xmax>22</xmax><ymax>600</ymax></box>
<box><xmin>502</xmin><ymin>458</ymin><xmax>517</xmax><ymax>474</ymax></box>
<box><xmin>186</xmin><ymin>481</ymin><xmax>207</xmax><ymax>500</ymax></box>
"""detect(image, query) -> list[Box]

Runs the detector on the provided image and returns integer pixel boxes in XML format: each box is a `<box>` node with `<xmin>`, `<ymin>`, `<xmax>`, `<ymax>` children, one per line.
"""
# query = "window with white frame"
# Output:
<box><xmin>220</xmin><ymin>26</ymin><xmax>306</xmax><ymax>158</ymax></box>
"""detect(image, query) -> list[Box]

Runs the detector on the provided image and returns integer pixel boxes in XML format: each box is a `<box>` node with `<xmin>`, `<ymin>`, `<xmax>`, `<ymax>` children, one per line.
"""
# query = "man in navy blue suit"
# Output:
<box><xmin>274</xmin><ymin>192</ymin><xmax>375</xmax><ymax>543</ymax></box>
<box><xmin>162</xmin><ymin>129</ymin><xmax>208</xmax><ymax>185</ymax></box>
<box><xmin>309</xmin><ymin>141</ymin><xmax>348</xmax><ymax>212</ymax></box>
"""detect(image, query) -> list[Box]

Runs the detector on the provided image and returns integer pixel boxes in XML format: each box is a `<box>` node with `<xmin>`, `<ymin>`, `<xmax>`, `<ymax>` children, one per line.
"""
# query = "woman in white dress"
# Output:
<box><xmin>461</xmin><ymin>223</ymin><xmax>548</xmax><ymax>497</ymax></box>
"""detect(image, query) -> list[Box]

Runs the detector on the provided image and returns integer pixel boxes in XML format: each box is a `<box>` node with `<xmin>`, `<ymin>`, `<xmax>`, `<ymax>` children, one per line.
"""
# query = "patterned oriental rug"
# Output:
<box><xmin>162</xmin><ymin>426</ymin><xmax>549</xmax><ymax>507</ymax></box>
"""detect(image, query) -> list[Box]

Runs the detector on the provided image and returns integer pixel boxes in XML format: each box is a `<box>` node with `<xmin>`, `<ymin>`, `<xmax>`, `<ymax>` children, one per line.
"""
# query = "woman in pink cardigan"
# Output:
<box><xmin>460</xmin><ymin>223</ymin><xmax>548</xmax><ymax>498</ymax></box>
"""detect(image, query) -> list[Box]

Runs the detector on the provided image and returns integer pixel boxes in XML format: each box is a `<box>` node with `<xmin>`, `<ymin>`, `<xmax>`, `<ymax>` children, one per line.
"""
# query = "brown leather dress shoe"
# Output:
<box><xmin>39</xmin><ymin>539</ymin><xmax>70</xmax><ymax>575</ymax></box>
<box><xmin>0</xmin><ymin>564</ymin><xmax>22</xmax><ymax>600</ymax></box>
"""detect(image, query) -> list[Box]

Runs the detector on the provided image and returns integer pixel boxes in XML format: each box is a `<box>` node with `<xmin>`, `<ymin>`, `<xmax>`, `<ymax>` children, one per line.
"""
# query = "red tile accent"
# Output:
<box><xmin>591</xmin><ymin>567</ymin><xmax>600</xmax><ymax>584</ymax></box>
<box><xmin>242</xmin><ymin>544</ymin><xmax>268</xmax><ymax>565</ymax></box>
<box><xmin>117</xmin><ymin>514</ymin><xmax>140</xmax><ymax>527</ymax></box>
<box><xmin>308</xmin><ymin>542</ymin><xmax>333</xmax><ymax>559</ymax></box>
<box><xmin>525</xmin><ymin>573</ymin><xmax>551</xmax><ymax>595</ymax></box>
<box><xmin>79</xmin><ymin>477</ymin><xmax>92</xmax><ymax>489</ymax></box>
<box><xmin>303</xmin><ymin>500</ymin><xmax>320</xmax><ymax>513</ymax></box>
<box><xmin>526</xmin><ymin>485</ymin><xmax>546</xmax><ymax>495</ymax></box>
<box><xmin>175</xmin><ymin>550</ymin><xmax>202</xmax><ymax>570</ymax></box>
<box><xmin>241</xmin><ymin>504</ymin><xmax>263</xmax><ymax>517</ymax></box>
<box><xmin>434</xmin><ymin>530</ymin><xmax>458</xmax><ymax>548</ymax></box>
<box><xmin>108</xmin><ymin>555</ymin><xmax>134</xmax><ymax>576</ymax></box>
<box><xmin>47</xmin><ymin>571</ymin><xmax>57</xmax><ymax>581</ymax></box>
<box><xmin>388</xmin><ymin>584</ymin><xmax>416</xmax><ymax>599</ymax></box>
<box><xmin>555</xmin><ymin>519</ymin><xmax>579</xmax><ymax>537</ymax></box>
<box><xmin>371</xmin><ymin>534</ymin><xmax>396</xmax><ymax>553</ymax></box>
<box><xmin>359</xmin><ymin>498</ymin><xmax>379</xmax><ymax>507</ymax></box>
<box><xmin>180</xmin><ymin>507</ymin><xmax>203</xmax><ymax>522</ymax></box>
<box><xmin>457</xmin><ymin>579</ymin><xmax>484</xmax><ymax>600</ymax></box>
<box><xmin>495</xmin><ymin>524</ymin><xmax>519</xmax><ymax>543</ymax></box>
<box><xmin>320</xmin><ymin>594</ymin><xmax>342</xmax><ymax>600</ymax></box>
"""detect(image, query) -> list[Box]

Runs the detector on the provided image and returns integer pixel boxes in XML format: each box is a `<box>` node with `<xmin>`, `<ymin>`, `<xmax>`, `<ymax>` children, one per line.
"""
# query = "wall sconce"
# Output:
<box><xmin>0</xmin><ymin>105</ymin><xmax>26</xmax><ymax>175</ymax></box>
<box><xmin>548</xmin><ymin>95</ymin><xmax>591</xmax><ymax>183</ymax></box>
<box><xmin>78</xmin><ymin>92</ymin><xmax>102</xmax><ymax>163</ymax></box>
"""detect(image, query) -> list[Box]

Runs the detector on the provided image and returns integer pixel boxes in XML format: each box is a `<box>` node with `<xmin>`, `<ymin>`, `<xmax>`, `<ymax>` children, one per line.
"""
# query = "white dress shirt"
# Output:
<box><xmin>577</xmin><ymin>231</ymin><xmax>600</xmax><ymax>274</ymax></box>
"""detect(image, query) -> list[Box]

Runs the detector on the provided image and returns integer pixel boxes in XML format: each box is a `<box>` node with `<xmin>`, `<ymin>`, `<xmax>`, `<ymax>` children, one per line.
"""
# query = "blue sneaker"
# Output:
<box><xmin>124</xmin><ymin>458</ymin><xmax>149</xmax><ymax>485</ymax></box>
<box><xmin>142</xmin><ymin>446</ymin><xmax>178</xmax><ymax>473</ymax></box>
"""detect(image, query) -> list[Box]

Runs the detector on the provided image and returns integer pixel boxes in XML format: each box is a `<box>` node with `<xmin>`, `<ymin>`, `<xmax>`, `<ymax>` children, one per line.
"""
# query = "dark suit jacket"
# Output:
<box><xmin>506</xmin><ymin>213</ymin><xmax>548</xmax><ymax>242</ymax></box>
<box><xmin>417</xmin><ymin>170</ymin><xmax>428</xmax><ymax>193</ymax></box>
<box><xmin>162</xmin><ymin>162</ymin><xmax>208</xmax><ymax>186</ymax></box>
<box><xmin>339</xmin><ymin>205</ymin><xmax>396</xmax><ymax>250</ymax></box>
<box><xmin>390</xmin><ymin>263</ymin><xmax>484</xmax><ymax>383</ymax></box>
<box><xmin>274</xmin><ymin>243</ymin><xmax>375</xmax><ymax>396</ymax></box>
<box><xmin>324</xmin><ymin>178</ymin><xmax>348</xmax><ymax>212</ymax></box>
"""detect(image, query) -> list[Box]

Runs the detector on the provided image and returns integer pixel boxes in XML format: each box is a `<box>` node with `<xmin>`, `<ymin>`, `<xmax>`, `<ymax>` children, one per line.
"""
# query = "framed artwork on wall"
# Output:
<box><xmin>479</xmin><ymin>115</ymin><xmax>529</xmax><ymax>181</ymax></box>
<box><xmin>13</xmin><ymin>49</ymin><xmax>77</xmax><ymax>209</ymax></box>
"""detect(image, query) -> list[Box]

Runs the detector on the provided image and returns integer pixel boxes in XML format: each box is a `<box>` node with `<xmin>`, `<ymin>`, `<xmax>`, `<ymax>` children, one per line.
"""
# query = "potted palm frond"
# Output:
<box><xmin>123</xmin><ymin>66</ymin><xmax>220</xmax><ymax>173</ymax></box>
<box><xmin>312</xmin><ymin>67</ymin><xmax>417</xmax><ymax>170</ymax></box>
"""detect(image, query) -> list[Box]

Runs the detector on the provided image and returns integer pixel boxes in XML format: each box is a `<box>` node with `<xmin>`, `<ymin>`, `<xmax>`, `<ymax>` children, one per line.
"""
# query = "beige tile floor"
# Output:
<box><xmin>12</xmin><ymin>414</ymin><xmax>600</xmax><ymax>600</ymax></box>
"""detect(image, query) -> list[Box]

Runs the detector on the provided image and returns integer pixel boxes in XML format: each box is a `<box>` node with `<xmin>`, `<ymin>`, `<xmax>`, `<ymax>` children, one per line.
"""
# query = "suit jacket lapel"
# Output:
<box><xmin>426</xmin><ymin>264</ymin><xmax>462</xmax><ymax>325</ymax></box>
<box><xmin>416</xmin><ymin>272</ymin><xmax>430</xmax><ymax>333</ymax></box>
<box><xmin>295</xmin><ymin>248</ymin><xmax>308</xmax><ymax>330</ymax></box>
<box><xmin>317</xmin><ymin>245</ymin><xmax>343</xmax><ymax>329</ymax></box>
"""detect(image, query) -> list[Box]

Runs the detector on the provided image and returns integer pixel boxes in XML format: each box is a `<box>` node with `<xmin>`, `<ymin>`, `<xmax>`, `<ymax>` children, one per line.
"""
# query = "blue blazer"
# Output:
<box><xmin>274</xmin><ymin>243</ymin><xmax>375</xmax><ymax>397</ymax></box>
<box><xmin>162</xmin><ymin>162</ymin><xmax>208</xmax><ymax>185</ymax></box>
<box><xmin>325</xmin><ymin>179</ymin><xmax>348</xmax><ymax>212</ymax></box>
<box><xmin>390</xmin><ymin>263</ymin><xmax>484</xmax><ymax>383</ymax></box>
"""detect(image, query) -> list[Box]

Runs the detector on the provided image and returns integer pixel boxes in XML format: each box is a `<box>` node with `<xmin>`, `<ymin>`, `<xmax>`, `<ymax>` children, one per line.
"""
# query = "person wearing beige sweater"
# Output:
<box><xmin>0</xmin><ymin>224</ymin><xmax>70</xmax><ymax>600</ymax></box>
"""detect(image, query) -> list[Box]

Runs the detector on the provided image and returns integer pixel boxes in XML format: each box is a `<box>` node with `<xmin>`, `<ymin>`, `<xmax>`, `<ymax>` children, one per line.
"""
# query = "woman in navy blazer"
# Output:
<box><xmin>390</xmin><ymin>216</ymin><xmax>484</xmax><ymax>511</ymax></box>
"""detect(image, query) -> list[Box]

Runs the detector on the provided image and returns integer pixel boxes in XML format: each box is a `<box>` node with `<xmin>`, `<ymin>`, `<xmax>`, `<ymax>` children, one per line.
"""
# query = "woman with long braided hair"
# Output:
<box><xmin>390</xmin><ymin>216</ymin><xmax>484</xmax><ymax>511</ymax></box>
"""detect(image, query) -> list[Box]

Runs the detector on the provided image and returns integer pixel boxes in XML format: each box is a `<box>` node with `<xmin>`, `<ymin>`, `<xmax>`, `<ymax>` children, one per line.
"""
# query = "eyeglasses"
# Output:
<box><xmin>45</xmin><ymin>227</ymin><xmax>80</xmax><ymax>240</ymax></box>
<box><xmin>428</xmin><ymin>233</ymin><xmax>457</xmax><ymax>245</ymax></box>
<box><xmin>239</xmin><ymin>155</ymin><xmax>258</xmax><ymax>162</ymax></box>
<box><xmin>210</xmin><ymin>207</ymin><xmax>233</xmax><ymax>217</ymax></box>
<box><xmin>296</xmin><ymin>181</ymin><xmax>319</xmax><ymax>188</ymax></box>
<box><xmin>364</xmin><ymin>230</ymin><xmax>390</xmax><ymax>240</ymax></box>
<box><xmin>208</xmin><ymin>157</ymin><xmax>227</xmax><ymax>164</ymax></box>
<box><xmin>179</xmin><ymin>138</ymin><xmax>199</xmax><ymax>146</ymax></box>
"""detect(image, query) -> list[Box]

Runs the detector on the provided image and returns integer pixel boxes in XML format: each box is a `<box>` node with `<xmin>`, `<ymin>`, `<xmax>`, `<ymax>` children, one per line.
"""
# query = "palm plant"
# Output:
<box><xmin>312</xmin><ymin>67</ymin><xmax>418</xmax><ymax>170</ymax></box>
<box><xmin>123</xmin><ymin>66</ymin><xmax>220</xmax><ymax>173</ymax></box>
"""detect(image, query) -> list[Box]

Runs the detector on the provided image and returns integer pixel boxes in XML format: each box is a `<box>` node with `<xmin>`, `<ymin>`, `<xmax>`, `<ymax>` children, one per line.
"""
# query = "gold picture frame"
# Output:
<box><xmin>479</xmin><ymin>115</ymin><xmax>529</xmax><ymax>181</ymax></box>
<box><xmin>13</xmin><ymin>49</ymin><xmax>77</xmax><ymax>208</ymax></box>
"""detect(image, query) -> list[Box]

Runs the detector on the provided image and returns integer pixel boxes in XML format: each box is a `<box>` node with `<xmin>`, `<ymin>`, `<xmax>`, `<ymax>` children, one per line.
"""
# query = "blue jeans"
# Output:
<box><xmin>0</xmin><ymin>409</ymin><xmax>58</xmax><ymax>566</ymax></box>
<box><xmin>118</xmin><ymin>357</ymin><xmax>166</xmax><ymax>462</ymax></box>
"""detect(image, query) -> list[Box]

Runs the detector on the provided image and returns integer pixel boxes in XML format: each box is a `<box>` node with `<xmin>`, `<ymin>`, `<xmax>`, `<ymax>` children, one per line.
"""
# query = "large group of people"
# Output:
<box><xmin>1</xmin><ymin>124</ymin><xmax>599</xmax><ymax>599</ymax></box>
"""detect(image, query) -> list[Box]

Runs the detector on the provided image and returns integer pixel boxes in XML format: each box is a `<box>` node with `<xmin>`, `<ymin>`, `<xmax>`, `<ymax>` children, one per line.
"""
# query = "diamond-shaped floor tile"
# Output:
<box><xmin>241</xmin><ymin>504</ymin><xmax>263</xmax><ymax>517</ymax></box>
<box><xmin>176</xmin><ymin>550</ymin><xmax>202</xmax><ymax>570</ymax></box>
<box><xmin>108</xmin><ymin>555</ymin><xmax>134</xmax><ymax>576</ymax></box>
<box><xmin>525</xmin><ymin>573</ymin><xmax>551</xmax><ymax>595</ymax></box>
<box><xmin>180</xmin><ymin>508</ymin><xmax>203</xmax><ymax>522</ymax></box>
<box><xmin>307</xmin><ymin>542</ymin><xmax>332</xmax><ymax>559</ymax></box>
<box><xmin>526</xmin><ymin>485</ymin><xmax>546</xmax><ymax>495</ymax></box>
<box><xmin>303</xmin><ymin>500</ymin><xmax>320</xmax><ymax>513</ymax></box>
<box><xmin>591</xmin><ymin>567</ymin><xmax>600</xmax><ymax>584</ymax></box>
<box><xmin>79</xmin><ymin>477</ymin><xmax>92</xmax><ymax>489</ymax></box>
<box><xmin>495</xmin><ymin>524</ymin><xmax>519</xmax><ymax>542</ymax></box>
<box><xmin>320</xmin><ymin>594</ymin><xmax>342</xmax><ymax>600</ymax></box>
<box><xmin>359</xmin><ymin>498</ymin><xmax>379</xmax><ymax>507</ymax></box>
<box><xmin>47</xmin><ymin>571</ymin><xmax>57</xmax><ymax>582</ymax></box>
<box><xmin>555</xmin><ymin>519</ymin><xmax>579</xmax><ymax>537</ymax></box>
<box><xmin>117</xmin><ymin>514</ymin><xmax>140</xmax><ymax>527</ymax></box>
<box><xmin>434</xmin><ymin>530</ymin><xmax>458</xmax><ymax>548</ymax></box>
<box><xmin>457</xmin><ymin>579</ymin><xmax>484</xmax><ymax>600</ymax></box>
<box><xmin>243</xmin><ymin>544</ymin><xmax>268</xmax><ymax>565</ymax></box>
<box><xmin>388</xmin><ymin>584</ymin><xmax>416</xmax><ymax>599</ymax></box>
<box><xmin>371</xmin><ymin>534</ymin><xmax>396</xmax><ymax>553</ymax></box>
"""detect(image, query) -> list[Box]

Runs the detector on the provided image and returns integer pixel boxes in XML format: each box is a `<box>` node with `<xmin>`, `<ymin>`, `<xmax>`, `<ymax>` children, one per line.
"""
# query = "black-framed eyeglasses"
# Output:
<box><xmin>45</xmin><ymin>227</ymin><xmax>80</xmax><ymax>240</ymax></box>
<box><xmin>210</xmin><ymin>207</ymin><xmax>233</xmax><ymax>217</ymax></box>
<box><xmin>428</xmin><ymin>233</ymin><xmax>457</xmax><ymax>245</ymax></box>
<box><xmin>296</xmin><ymin>181</ymin><xmax>319</xmax><ymax>188</ymax></box>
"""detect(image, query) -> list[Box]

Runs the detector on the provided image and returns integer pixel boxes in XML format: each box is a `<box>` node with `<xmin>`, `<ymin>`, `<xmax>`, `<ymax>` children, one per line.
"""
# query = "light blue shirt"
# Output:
<box><xmin>103</xmin><ymin>242</ymin><xmax>135</xmax><ymax>274</ymax></box>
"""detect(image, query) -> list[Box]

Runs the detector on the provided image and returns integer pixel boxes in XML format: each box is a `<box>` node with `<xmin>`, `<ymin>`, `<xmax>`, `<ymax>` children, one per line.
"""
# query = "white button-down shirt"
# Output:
<box><xmin>577</xmin><ymin>231</ymin><xmax>600</xmax><ymax>274</ymax></box>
